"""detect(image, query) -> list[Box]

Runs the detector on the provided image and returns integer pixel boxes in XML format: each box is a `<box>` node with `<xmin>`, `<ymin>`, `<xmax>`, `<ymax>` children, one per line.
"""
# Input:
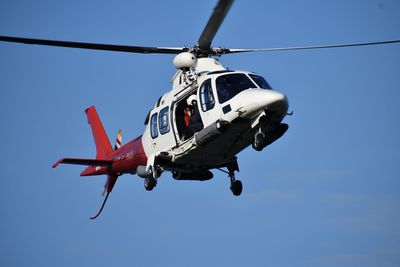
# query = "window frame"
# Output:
<box><xmin>199</xmin><ymin>79</ymin><xmax>215</xmax><ymax>112</ymax></box>
<box><xmin>158</xmin><ymin>106</ymin><xmax>170</xmax><ymax>135</ymax></box>
<box><xmin>249</xmin><ymin>74</ymin><xmax>272</xmax><ymax>90</ymax></box>
<box><xmin>150</xmin><ymin>112</ymin><xmax>158</xmax><ymax>139</ymax></box>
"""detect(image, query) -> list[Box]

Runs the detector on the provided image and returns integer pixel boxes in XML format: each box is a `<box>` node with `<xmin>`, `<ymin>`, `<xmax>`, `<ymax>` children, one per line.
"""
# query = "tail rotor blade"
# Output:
<box><xmin>114</xmin><ymin>129</ymin><xmax>122</xmax><ymax>150</ymax></box>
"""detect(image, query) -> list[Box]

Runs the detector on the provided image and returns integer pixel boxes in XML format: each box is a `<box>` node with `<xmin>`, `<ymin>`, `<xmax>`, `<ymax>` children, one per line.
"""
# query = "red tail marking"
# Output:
<box><xmin>53</xmin><ymin>106</ymin><xmax>148</xmax><ymax>219</ymax></box>
<box><xmin>85</xmin><ymin>106</ymin><xmax>113</xmax><ymax>159</ymax></box>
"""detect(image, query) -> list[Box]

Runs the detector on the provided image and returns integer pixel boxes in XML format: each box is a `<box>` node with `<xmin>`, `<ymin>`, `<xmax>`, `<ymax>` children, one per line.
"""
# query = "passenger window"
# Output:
<box><xmin>150</xmin><ymin>113</ymin><xmax>158</xmax><ymax>138</ymax></box>
<box><xmin>199</xmin><ymin>79</ymin><xmax>215</xmax><ymax>112</ymax></box>
<box><xmin>159</xmin><ymin>106</ymin><xmax>170</xmax><ymax>134</ymax></box>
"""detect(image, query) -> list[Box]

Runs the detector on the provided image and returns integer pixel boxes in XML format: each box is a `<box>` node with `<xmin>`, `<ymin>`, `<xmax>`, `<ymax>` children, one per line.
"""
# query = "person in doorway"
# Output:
<box><xmin>182</xmin><ymin>106</ymin><xmax>193</xmax><ymax>140</ymax></box>
<box><xmin>187</xmin><ymin>95</ymin><xmax>204</xmax><ymax>133</ymax></box>
<box><xmin>184</xmin><ymin>106</ymin><xmax>191</xmax><ymax>127</ymax></box>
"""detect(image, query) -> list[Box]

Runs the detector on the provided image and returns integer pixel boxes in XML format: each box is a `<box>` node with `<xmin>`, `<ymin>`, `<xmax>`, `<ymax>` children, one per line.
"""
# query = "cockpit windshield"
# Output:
<box><xmin>216</xmin><ymin>73</ymin><xmax>257</xmax><ymax>103</ymax></box>
<box><xmin>249</xmin><ymin>74</ymin><xmax>272</xmax><ymax>89</ymax></box>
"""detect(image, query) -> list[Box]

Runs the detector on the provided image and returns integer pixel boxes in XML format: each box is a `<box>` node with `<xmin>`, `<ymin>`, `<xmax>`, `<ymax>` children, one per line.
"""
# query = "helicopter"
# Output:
<box><xmin>1</xmin><ymin>0</ymin><xmax>399</xmax><ymax>219</ymax></box>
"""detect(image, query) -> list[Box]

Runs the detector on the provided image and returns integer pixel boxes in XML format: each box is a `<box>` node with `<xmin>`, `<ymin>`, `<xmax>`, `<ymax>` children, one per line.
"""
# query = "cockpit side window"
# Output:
<box><xmin>150</xmin><ymin>113</ymin><xmax>158</xmax><ymax>138</ymax></box>
<box><xmin>216</xmin><ymin>73</ymin><xmax>257</xmax><ymax>103</ymax></box>
<box><xmin>249</xmin><ymin>74</ymin><xmax>272</xmax><ymax>89</ymax></box>
<box><xmin>159</xmin><ymin>106</ymin><xmax>170</xmax><ymax>135</ymax></box>
<box><xmin>199</xmin><ymin>79</ymin><xmax>215</xmax><ymax>112</ymax></box>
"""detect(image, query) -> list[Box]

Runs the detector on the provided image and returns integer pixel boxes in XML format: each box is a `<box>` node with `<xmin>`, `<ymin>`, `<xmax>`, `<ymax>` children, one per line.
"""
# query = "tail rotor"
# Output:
<box><xmin>114</xmin><ymin>129</ymin><xmax>122</xmax><ymax>150</ymax></box>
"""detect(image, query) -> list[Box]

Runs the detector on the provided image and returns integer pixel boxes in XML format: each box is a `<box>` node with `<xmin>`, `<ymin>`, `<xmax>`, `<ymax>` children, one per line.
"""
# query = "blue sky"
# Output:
<box><xmin>0</xmin><ymin>1</ymin><xmax>399</xmax><ymax>266</ymax></box>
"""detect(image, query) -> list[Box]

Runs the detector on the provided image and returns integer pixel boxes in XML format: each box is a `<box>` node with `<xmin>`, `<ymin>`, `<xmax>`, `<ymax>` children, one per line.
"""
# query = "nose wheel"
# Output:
<box><xmin>252</xmin><ymin>115</ymin><xmax>270</xmax><ymax>151</ymax></box>
<box><xmin>252</xmin><ymin>131</ymin><xmax>265</xmax><ymax>151</ymax></box>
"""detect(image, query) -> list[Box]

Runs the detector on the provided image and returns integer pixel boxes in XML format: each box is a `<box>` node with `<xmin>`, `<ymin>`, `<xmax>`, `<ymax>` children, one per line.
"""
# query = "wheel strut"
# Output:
<box><xmin>253</xmin><ymin>127</ymin><xmax>266</xmax><ymax>151</ymax></box>
<box><xmin>227</xmin><ymin>162</ymin><xmax>242</xmax><ymax>196</ymax></box>
<box><xmin>217</xmin><ymin>161</ymin><xmax>243</xmax><ymax>196</ymax></box>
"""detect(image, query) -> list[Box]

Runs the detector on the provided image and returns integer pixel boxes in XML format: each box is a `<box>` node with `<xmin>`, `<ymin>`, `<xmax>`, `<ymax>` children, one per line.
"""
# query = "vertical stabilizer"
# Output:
<box><xmin>85</xmin><ymin>106</ymin><xmax>113</xmax><ymax>159</ymax></box>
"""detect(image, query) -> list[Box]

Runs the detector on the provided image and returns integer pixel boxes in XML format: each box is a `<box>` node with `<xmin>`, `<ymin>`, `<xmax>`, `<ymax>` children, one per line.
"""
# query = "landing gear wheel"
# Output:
<box><xmin>252</xmin><ymin>132</ymin><xmax>265</xmax><ymax>151</ymax></box>
<box><xmin>230</xmin><ymin>179</ymin><xmax>243</xmax><ymax>196</ymax></box>
<box><xmin>144</xmin><ymin>177</ymin><xmax>157</xmax><ymax>191</ymax></box>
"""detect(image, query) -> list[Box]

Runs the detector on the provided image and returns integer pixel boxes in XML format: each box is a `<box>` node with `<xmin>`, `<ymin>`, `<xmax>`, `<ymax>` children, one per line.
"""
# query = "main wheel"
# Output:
<box><xmin>230</xmin><ymin>180</ymin><xmax>243</xmax><ymax>196</ymax></box>
<box><xmin>144</xmin><ymin>177</ymin><xmax>157</xmax><ymax>191</ymax></box>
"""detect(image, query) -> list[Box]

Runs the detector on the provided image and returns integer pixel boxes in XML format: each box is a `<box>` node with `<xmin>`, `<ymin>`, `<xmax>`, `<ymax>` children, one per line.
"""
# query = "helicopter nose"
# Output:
<box><xmin>265</xmin><ymin>90</ymin><xmax>289</xmax><ymax>113</ymax></box>
<box><xmin>234</xmin><ymin>89</ymin><xmax>289</xmax><ymax>120</ymax></box>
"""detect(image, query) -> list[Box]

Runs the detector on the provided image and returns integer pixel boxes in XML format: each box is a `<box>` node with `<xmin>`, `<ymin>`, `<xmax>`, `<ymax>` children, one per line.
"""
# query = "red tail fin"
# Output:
<box><xmin>85</xmin><ymin>106</ymin><xmax>113</xmax><ymax>159</ymax></box>
<box><xmin>53</xmin><ymin>106</ymin><xmax>118</xmax><ymax>219</ymax></box>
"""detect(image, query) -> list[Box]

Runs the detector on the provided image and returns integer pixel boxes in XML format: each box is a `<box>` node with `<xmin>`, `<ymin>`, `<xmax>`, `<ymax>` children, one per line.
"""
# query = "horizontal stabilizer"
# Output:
<box><xmin>52</xmin><ymin>158</ymin><xmax>112</xmax><ymax>168</ymax></box>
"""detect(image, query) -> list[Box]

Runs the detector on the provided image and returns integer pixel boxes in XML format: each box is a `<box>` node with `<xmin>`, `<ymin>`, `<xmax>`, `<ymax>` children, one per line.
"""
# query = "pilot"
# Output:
<box><xmin>187</xmin><ymin>95</ymin><xmax>203</xmax><ymax>133</ymax></box>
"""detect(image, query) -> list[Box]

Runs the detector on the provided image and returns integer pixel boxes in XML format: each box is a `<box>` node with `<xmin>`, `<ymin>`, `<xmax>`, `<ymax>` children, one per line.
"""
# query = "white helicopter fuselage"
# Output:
<box><xmin>141</xmin><ymin>57</ymin><xmax>289</xmax><ymax>174</ymax></box>
<box><xmin>36</xmin><ymin>0</ymin><xmax>398</xmax><ymax>218</ymax></box>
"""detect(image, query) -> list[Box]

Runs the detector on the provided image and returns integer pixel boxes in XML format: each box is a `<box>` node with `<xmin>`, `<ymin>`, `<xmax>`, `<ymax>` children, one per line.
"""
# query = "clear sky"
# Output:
<box><xmin>0</xmin><ymin>1</ymin><xmax>399</xmax><ymax>266</ymax></box>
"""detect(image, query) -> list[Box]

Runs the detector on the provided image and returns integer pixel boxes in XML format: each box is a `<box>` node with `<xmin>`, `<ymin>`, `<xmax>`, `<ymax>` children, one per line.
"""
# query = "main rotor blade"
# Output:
<box><xmin>0</xmin><ymin>35</ymin><xmax>187</xmax><ymax>54</ymax></box>
<box><xmin>223</xmin><ymin>39</ymin><xmax>400</xmax><ymax>54</ymax></box>
<box><xmin>198</xmin><ymin>0</ymin><xmax>234</xmax><ymax>51</ymax></box>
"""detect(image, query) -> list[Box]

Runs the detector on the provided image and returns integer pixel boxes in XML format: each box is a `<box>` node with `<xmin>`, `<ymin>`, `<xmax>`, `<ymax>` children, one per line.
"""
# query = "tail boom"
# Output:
<box><xmin>53</xmin><ymin>106</ymin><xmax>148</xmax><ymax>219</ymax></box>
